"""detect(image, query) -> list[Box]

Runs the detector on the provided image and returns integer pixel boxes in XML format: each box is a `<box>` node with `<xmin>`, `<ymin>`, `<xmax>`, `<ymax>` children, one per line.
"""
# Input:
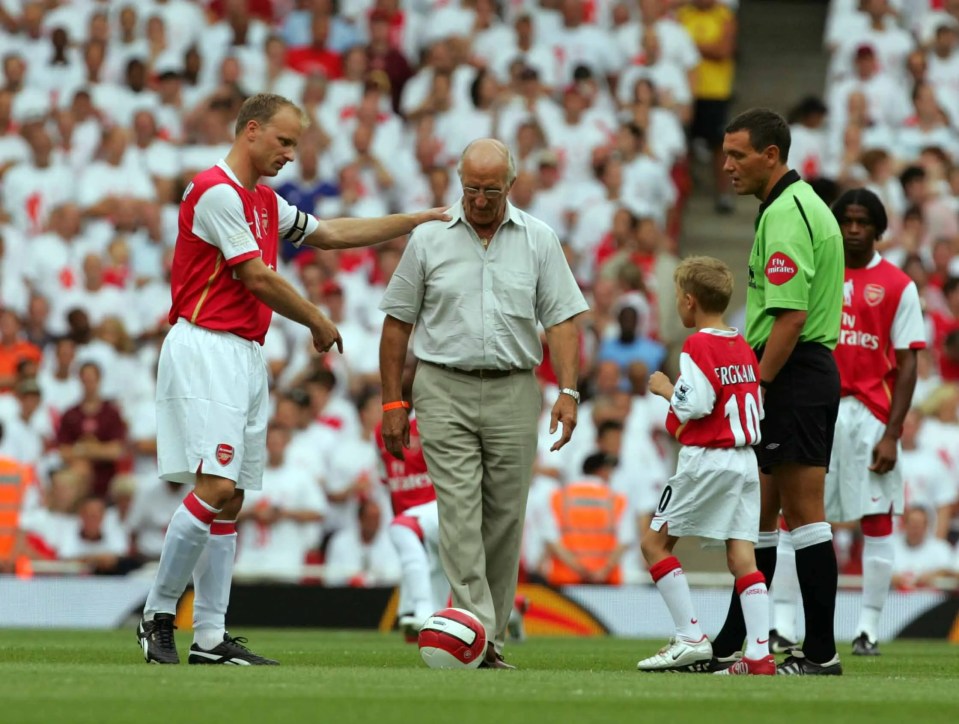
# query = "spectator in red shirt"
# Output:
<box><xmin>286</xmin><ymin>12</ymin><xmax>342</xmax><ymax>79</ymax></box>
<box><xmin>56</xmin><ymin>362</ymin><xmax>127</xmax><ymax>499</ymax></box>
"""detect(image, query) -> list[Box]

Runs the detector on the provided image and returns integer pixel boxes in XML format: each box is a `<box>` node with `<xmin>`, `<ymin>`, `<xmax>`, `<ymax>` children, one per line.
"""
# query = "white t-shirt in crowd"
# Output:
<box><xmin>78</xmin><ymin>160</ymin><xmax>155</xmax><ymax>209</ymax></box>
<box><xmin>2</xmin><ymin>161</ymin><xmax>77</xmax><ymax>235</ymax></box>
<box><xmin>125</xmin><ymin>477</ymin><xmax>183</xmax><ymax>560</ymax></box>
<box><xmin>58</xmin><ymin>514</ymin><xmax>129</xmax><ymax>561</ymax></box>
<box><xmin>323</xmin><ymin>522</ymin><xmax>401</xmax><ymax>587</ymax></box>
<box><xmin>891</xmin><ymin>534</ymin><xmax>953</xmax><ymax>580</ymax></box>
<box><xmin>235</xmin><ymin>460</ymin><xmax>328</xmax><ymax>581</ymax></box>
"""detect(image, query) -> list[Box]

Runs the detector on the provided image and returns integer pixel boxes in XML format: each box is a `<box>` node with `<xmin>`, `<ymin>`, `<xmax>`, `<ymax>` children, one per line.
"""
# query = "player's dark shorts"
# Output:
<box><xmin>690</xmin><ymin>98</ymin><xmax>730</xmax><ymax>147</ymax></box>
<box><xmin>753</xmin><ymin>341</ymin><xmax>840</xmax><ymax>474</ymax></box>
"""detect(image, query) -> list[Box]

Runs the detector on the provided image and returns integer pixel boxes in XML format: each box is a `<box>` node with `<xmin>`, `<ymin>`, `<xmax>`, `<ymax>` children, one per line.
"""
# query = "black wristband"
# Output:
<box><xmin>759</xmin><ymin>379</ymin><xmax>772</xmax><ymax>390</ymax></box>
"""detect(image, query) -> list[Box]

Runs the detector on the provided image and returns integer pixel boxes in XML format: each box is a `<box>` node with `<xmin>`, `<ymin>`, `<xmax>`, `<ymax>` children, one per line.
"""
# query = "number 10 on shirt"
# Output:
<box><xmin>724</xmin><ymin>392</ymin><xmax>761</xmax><ymax>446</ymax></box>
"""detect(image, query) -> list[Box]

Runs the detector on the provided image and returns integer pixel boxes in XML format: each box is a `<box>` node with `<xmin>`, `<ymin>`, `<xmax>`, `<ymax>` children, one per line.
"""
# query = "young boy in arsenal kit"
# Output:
<box><xmin>636</xmin><ymin>256</ymin><xmax>774</xmax><ymax>676</ymax></box>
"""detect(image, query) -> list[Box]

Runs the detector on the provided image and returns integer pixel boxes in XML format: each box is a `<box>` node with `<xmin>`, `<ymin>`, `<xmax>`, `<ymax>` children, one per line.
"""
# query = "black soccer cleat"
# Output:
<box><xmin>769</xmin><ymin>629</ymin><xmax>799</xmax><ymax>654</ymax></box>
<box><xmin>696</xmin><ymin>652</ymin><xmax>743</xmax><ymax>673</ymax></box>
<box><xmin>777</xmin><ymin>650</ymin><xmax>843</xmax><ymax>676</ymax></box>
<box><xmin>188</xmin><ymin>634</ymin><xmax>279</xmax><ymax>665</ymax></box>
<box><xmin>852</xmin><ymin>632</ymin><xmax>880</xmax><ymax>656</ymax></box>
<box><xmin>137</xmin><ymin>613</ymin><xmax>179</xmax><ymax>664</ymax></box>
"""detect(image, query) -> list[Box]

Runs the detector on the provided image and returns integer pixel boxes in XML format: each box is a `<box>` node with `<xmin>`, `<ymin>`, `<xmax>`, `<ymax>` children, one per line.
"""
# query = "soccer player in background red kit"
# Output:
<box><xmin>137</xmin><ymin>93</ymin><xmax>447</xmax><ymax>665</ymax></box>
<box><xmin>637</xmin><ymin>256</ymin><xmax>773</xmax><ymax>676</ymax></box>
<box><xmin>373</xmin><ymin>359</ymin><xmax>527</xmax><ymax>641</ymax></box>
<box><xmin>771</xmin><ymin>188</ymin><xmax>924</xmax><ymax>657</ymax></box>
<box><xmin>373</xmin><ymin>360</ymin><xmax>446</xmax><ymax>636</ymax></box>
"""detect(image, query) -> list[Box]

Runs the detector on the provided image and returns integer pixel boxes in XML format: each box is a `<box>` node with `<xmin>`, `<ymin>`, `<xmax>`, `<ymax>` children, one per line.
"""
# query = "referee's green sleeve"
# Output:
<box><xmin>759</xmin><ymin>207</ymin><xmax>814</xmax><ymax>313</ymax></box>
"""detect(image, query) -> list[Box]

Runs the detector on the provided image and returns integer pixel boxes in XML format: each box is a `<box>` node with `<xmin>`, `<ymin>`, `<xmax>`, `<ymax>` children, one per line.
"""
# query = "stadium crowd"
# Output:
<box><xmin>0</xmin><ymin>0</ymin><xmax>957</xmax><ymax>589</ymax></box>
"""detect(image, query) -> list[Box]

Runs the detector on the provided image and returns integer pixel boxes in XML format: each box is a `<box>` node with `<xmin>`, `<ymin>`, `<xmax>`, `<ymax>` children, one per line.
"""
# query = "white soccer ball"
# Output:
<box><xmin>417</xmin><ymin>607</ymin><xmax>487</xmax><ymax>669</ymax></box>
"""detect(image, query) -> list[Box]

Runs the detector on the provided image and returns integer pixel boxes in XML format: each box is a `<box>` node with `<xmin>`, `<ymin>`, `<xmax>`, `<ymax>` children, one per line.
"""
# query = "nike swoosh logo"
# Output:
<box><xmin>871</xmin><ymin>497</ymin><xmax>881</xmax><ymax>502</ymax></box>
<box><xmin>690</xmin><ymin>618</ymin><xmax>698</xmax><ymax>625</ymax></box>
<box><xmin>757</xmin><ymin>638</ymin><xmax>769</xmax><ymax>645</ymax></box>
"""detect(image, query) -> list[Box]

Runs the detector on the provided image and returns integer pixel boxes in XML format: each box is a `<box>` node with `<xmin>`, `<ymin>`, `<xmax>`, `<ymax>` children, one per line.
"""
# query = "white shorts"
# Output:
<box><xmin>396</xmin><ymin>501</ymin><xmax>440</xmax><ymax>545</ymax></box>
<box><xmin>156</xmin><ymin>319</ymin><xmax>269</xmax><ymax>490</ymax></box>
<box><xmin>824</xmin><ymin>396</ymin><xmax>903</xmax><ymax>522</ymax></box>
<box><xmin>650</xmin><ymin>446</ymin><xmax>760</xmax><ymax>542</ymax></box>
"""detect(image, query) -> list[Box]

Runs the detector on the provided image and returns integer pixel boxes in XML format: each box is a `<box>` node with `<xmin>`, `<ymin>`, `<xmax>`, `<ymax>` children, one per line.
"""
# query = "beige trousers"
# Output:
<box><xmin>413</xmin><ymin>363</ymin><xmax>540</xmax><ymax>652</ymax></box>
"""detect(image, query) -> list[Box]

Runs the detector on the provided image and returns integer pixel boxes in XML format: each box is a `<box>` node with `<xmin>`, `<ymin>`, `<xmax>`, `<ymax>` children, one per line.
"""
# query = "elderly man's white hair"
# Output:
<box><xmin>457</xmin><ymin>139</ymin><xmax>517</xmax><ymax>184</ymax></box>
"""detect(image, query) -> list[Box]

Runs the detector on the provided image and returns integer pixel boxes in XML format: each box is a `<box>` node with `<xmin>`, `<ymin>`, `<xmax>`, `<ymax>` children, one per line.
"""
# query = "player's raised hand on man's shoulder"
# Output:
<box><xmin>413</xmin><ymin>207</ymin><xmax>451</xmax><ymax>226</ymax></box>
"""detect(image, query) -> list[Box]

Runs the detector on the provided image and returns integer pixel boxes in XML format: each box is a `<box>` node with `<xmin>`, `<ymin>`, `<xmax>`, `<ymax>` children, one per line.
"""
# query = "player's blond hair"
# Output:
<box><xmin>674</xmin><ymin>255</ymin><xmax>734</xmax><ymax>314</ymax></box>
<box><xmin>234</xmin><ymin>93</ymin><xmax>308</xmax><ymax>135</ymax></box>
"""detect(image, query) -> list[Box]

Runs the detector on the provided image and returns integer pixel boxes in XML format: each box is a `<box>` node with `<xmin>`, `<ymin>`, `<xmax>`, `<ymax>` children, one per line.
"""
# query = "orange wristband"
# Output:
<box><xmin>382</xmin><ymin>400</ymin><xmax>410</xmax><ymax>412</ymax></box>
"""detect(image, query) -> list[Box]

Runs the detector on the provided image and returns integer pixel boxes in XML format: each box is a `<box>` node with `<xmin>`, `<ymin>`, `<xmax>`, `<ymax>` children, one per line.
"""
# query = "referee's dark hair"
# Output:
<box><xmin>831</xmin><ymin>187</ymin><xmax>889</xmax><ymax>239</ymax></box>
<box><xmin>725</xmin><ymin>108</ymin><xmax>791</xmax><ymax>164</ymax></box>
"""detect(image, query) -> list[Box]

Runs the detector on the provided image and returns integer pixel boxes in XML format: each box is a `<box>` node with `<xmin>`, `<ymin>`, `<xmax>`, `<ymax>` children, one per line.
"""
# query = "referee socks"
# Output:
<box><xmin>792</xmin><ymin>522</ymin><xmax>838</xmax><ymax>664</ymax></box>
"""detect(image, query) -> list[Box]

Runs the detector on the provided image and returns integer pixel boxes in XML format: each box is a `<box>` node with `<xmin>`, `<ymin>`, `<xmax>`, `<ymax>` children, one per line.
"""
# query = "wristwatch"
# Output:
<box><xmin>560</xmin><ymin>388</ymin><xmax>581</xmax><ymax>404</ymax></box>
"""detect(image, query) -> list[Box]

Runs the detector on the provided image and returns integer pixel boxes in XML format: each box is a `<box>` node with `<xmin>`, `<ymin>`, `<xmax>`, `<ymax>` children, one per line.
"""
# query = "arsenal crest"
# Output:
<box><xmin>863</xmin><ymin>283</ymin><xmax>885</xmax><ymax>307</ymax></box>
<box><xmin>216</xmin><ymin>443</ymin><xmax>235</xmax><ymax>466</ymax></box>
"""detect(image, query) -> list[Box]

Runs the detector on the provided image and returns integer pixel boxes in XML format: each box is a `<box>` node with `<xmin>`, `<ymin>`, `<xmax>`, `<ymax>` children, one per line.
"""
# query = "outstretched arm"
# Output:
<box><xmin>234</xmin><ymin>257</ymin><xmax>342</xmax><ymax>354</ymax></box>
<box><xmin>302</xmin><ymin>209</ymin><xmax>449</xmax><ymax>251</ymax></box>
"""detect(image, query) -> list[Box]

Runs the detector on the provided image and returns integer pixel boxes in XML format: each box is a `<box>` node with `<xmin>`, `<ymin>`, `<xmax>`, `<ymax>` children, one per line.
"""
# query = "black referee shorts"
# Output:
<box><xmin>754</xmin><ymin>342</ymin><xmax>840</xmax><ymax>474</ymax></box>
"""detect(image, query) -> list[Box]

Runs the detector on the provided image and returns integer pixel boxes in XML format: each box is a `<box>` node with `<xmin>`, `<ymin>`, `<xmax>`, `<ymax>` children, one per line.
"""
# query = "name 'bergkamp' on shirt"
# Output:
<box><xmin>665</xmin><ymin>328</ymin><xmax>763</xmax><ymax>449</ymax></box>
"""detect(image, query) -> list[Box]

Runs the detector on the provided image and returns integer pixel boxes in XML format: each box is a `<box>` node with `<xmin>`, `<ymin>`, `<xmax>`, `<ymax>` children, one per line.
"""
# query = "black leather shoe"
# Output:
<box><xmin>478</xmin><ymin>643</ymin><xmax>516</xmax><ymax>670</ymax></box>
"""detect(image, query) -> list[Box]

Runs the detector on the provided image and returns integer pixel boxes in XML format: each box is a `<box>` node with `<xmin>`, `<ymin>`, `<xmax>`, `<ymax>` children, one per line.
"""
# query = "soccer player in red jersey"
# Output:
<box><xmin>773</xmin><ymin>188</ymin><xmax>925</xmax><ymax>657</ymax></box>
<box><xmin>137</xmin><ymin>93</ymin><xmax>447</xmax><ymax>665</ymax></box>
<box><xmin>637</xmin><ymin>256</ymin><xmax>774</xmax><ymax>676</ymax></box>
<box><xmin>373</xmin><ymin>361</ymin><xmax>446</xmax><ymax>636</ymax></box>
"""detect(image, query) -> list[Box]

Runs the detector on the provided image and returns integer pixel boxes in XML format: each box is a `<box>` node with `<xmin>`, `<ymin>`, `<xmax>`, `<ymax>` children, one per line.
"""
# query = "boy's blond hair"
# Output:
<box><xmin>674</xmin><ymin>255</ymin><xmax>734</xmax><ymax>314</ymax></box>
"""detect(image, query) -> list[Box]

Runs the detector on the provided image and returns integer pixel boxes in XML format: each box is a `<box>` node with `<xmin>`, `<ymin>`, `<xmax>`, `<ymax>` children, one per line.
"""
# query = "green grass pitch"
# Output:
<box><xmin>0</xmin><ymin>630</ymin><xmax>956</xmax><ymax>724</ymax></box>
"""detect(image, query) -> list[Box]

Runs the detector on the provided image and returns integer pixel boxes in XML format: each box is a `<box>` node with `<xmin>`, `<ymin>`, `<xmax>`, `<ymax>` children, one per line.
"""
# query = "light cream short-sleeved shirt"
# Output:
<box><xmin>380</xmin><ymin>200</ymin><xmax>589</xmax><ymax>371</ymax></box>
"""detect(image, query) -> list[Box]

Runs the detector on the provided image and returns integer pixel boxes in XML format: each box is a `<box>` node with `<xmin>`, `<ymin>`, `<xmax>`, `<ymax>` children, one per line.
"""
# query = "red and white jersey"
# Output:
<box><xmin>374</xmin><ymin>417</ymin><xmax>437</xmax><ymax>516</ymax></box>
<box><xmin>168</xmin><ymin>161</ymin><xmax>317</xmax><ymax>344</ymax></box>
<box><xmin>835</xmin><ymin>253</ymin><xmax>926</xmax><ymax>424</ymax></box>
<box><xmin>665</xmin><ymin>329</ymin><xmax>763</xmax><ymax>449</ymax></box>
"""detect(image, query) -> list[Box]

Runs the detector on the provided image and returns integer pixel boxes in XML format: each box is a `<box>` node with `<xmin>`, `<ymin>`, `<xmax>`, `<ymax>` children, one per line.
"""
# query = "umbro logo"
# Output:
<box><xmin>765</xmin><ymin>443</ymin><xmax>780</xmax><ymax>450</ymax></box>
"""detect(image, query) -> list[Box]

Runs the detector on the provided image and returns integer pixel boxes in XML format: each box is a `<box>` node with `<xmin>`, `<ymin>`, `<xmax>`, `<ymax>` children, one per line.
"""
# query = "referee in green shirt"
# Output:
<box><xmin>710</xmin><ymin>109</ymin><xmax>844</xmax><ymax>676</ymax></box>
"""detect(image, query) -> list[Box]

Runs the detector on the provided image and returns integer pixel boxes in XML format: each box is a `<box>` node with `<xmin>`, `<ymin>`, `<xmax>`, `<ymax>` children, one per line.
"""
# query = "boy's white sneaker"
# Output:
<box><xmin>637</xmin><ymin>635</ymin><xmax>713</xmax><ymax>672</ymax></box>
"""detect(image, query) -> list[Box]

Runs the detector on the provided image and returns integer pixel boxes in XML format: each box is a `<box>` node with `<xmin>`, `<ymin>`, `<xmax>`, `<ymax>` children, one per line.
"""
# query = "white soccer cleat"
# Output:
<box><xmin>637</xmin><ymin>635</ymin><xmax>713</xmax><ymax>672</ymax></box>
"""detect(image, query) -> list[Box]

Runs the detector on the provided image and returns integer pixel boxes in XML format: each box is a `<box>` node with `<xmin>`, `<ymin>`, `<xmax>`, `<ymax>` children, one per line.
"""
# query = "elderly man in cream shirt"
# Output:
<box><xmin>379</xmin><ymin>138</ymin><xmax>589</xmax><ymax>669</ymax></box>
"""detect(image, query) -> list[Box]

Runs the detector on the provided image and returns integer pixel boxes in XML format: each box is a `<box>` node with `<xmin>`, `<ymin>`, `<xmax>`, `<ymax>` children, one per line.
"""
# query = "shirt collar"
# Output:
<box><xmin>445</xmin><ymin>198</ymin><xmax>527</xmax><ymax>229</ymax></box>
<box><xmin>216</xmin><ymin>159</ymin><xmax>243</xmax><ymax>187</ymax></box>
<box><xmin>756</xmin><ymin>169</ymin><xmax>801</xmax><ymax>226</ymax></box>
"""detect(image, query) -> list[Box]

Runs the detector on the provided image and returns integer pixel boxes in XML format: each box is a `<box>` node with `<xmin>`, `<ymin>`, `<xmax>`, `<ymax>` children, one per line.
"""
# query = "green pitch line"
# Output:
<box><xmin>0</xmin><ymin>630</ymin><xmax>956</xmax><ymax>724</ymax></box>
